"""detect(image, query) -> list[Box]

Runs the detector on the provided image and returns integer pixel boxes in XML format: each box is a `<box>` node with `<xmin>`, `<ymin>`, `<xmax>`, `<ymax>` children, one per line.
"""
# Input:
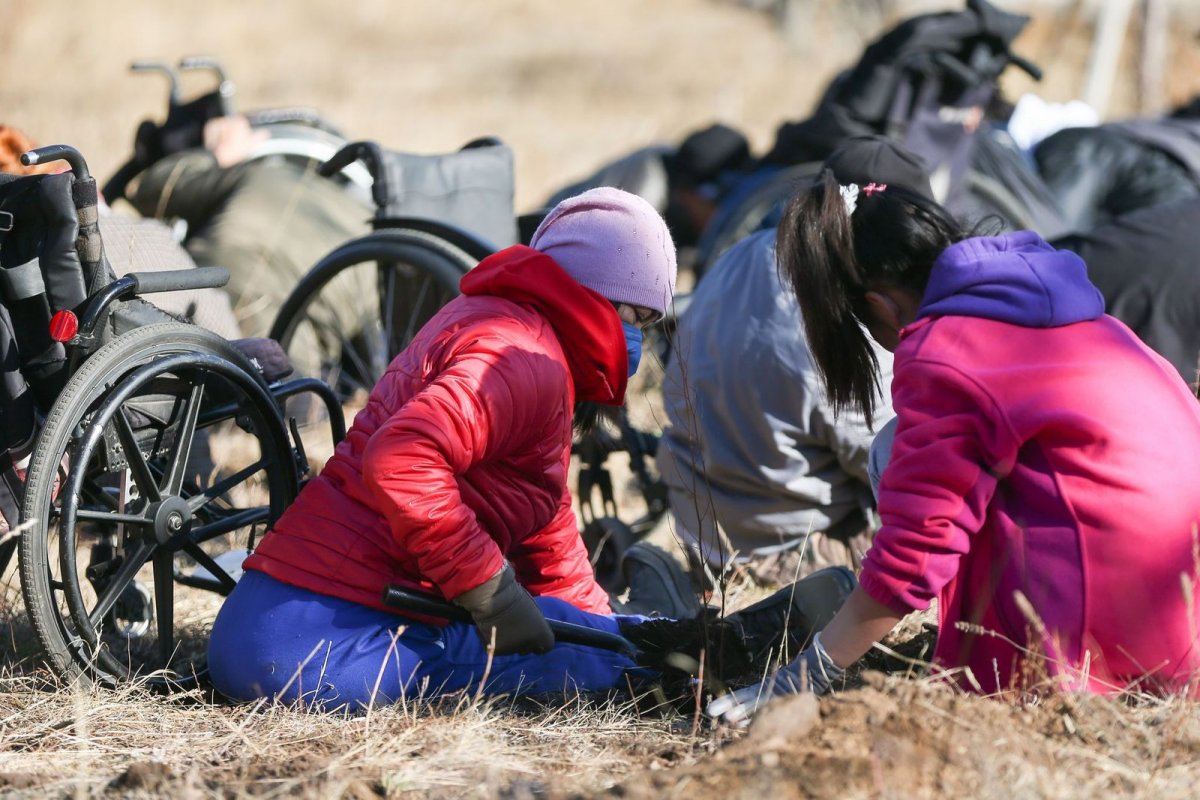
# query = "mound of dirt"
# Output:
<box><xmin>595</xmin><ymin>676</ymin><xmax>1200</xmax><ymax>799</ymax></box>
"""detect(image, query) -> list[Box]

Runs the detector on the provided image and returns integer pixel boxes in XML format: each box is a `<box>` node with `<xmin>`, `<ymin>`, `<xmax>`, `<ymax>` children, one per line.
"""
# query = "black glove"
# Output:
<box><xmin>453</xmin><ymin>563</ymin><xmax>555</xmax><ymax>656</ymax></box>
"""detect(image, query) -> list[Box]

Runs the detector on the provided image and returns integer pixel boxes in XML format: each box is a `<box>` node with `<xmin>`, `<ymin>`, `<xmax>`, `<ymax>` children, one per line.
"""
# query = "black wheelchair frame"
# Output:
<box><xmin>7</xmin><ymin>145</ymin><xmax>345</xmax><ymax>689</ymax></box>
<box><xmin>102</xmin><ymin>56</ymin><xmax>371</xmax><ymax>207</ymax></box>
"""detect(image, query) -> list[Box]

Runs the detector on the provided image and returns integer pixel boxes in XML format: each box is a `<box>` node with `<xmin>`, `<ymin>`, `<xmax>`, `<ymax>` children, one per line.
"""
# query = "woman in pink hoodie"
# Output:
<box><xmin>710</xmin><ymin>173</ymin><xmax>1200</xmax><ymax>724</ymax></box>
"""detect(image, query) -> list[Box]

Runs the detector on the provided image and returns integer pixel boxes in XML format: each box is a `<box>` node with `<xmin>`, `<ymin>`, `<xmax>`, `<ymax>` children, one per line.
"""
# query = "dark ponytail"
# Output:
<box><xmin>777</xmin><ymin>169</ymin><xmax>966</xmax><ymax>422</ymax></box>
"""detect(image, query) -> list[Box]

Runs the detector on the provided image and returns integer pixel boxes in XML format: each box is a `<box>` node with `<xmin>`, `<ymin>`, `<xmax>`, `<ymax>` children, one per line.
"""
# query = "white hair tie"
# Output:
<box><xmin>839</xmin><ymin>182</ymin><xmax>860</xmax><ymax>216</ymax></box>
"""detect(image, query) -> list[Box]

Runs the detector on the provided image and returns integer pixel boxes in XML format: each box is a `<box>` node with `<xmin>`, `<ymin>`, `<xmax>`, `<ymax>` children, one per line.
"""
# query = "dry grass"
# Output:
<box><xmin>0</xmin><ymin>587</ymin><xmax>703</xmax><ymax>799</ymax></box>
<box><xmin>3</xmin><ymin>370</ymin><xmax>1198</xmax><ymax>797</ymax></box>
<box><xmin>5</xmin><ymin>576</ymin><xmax>1200</xmax><ymax>799</ymax></box>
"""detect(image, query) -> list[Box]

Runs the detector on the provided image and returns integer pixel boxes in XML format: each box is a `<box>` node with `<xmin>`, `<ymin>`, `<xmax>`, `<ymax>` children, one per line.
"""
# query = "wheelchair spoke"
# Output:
<box><xmin>152</xmin><ymin>549</ymin><xmax>175</xmax><ymax>666</ymax></box>
<box><xmin>340</xmin><ymin>327</ymin><xmax>378</xmax><ymax>392</ymax></box>
<box><xmin>161</xmin><ymin>382</ymin><xmax>205</xmax><ymax>496</ymax></box>
<box><xmin>86</xmin><ymin>541</ymin><xmax>154</xmax><ymax>629</ymax></box>
<box><xmin>190</xmin><ymin>507</ymin><xmax>272</xmax><ymax>541</ymax></box>
<box><xmin>112</xmin><ymin>409</ymin><xmax>162</xmax><ymax>504</ymax></box>
<box><xmin>186</xmin><ymin>458</ymin><xmax>269</xmax><ymax>513</ymax></box>
<box><xmin>382</xmin><ymin>266</ymin><xmax>397</xmax><ymax>356</ymax></box>
<box><xmin>181</xmin><ymin>543</ymin><xmax>239</xmax><ymax>594</ymax></box>
<box><xmin>73</xmin><ymin>509</ymin><xmax>151</xmax><ymax>528</ymax></box>
<box><xmin>402</xmin><ymin>272</ymin><xmax>434</xmax><ymax>345</ymax></box>
<box><xmin>82</xmin><ymin>481</ymin><xmax>120</xmax><ymax>512</ymax></box>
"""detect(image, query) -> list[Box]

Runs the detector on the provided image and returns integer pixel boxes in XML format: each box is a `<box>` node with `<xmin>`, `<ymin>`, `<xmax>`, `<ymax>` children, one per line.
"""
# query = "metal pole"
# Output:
<box><xmin>1139</xmin><ymin>0</ymin><xmax>1169</xmax><ymax>115</ymax></box>
<box><xmin>1081</xmin><ymin>0</ymin><xmax>1137</xmax><ymax>117</ymax></box>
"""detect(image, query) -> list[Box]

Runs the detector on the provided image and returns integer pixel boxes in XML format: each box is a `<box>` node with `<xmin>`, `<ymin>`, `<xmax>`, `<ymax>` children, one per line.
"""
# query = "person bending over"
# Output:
<box><xmin>657</xmin><ymin>136</ymin><xmax>939</xmax><ymax>588</ymax></box>
<box><xmin>711</xmin><ymin>172</ymin><xmax>1200</xmax><ymax>724</ymax></box>
<box><xmin>207</xmin><ymin>188</ymin><xmax>681</xmax><ymax>709</ymax></box>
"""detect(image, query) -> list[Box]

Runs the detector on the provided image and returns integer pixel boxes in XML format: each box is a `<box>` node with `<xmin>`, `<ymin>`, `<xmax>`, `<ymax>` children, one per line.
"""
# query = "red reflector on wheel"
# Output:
<box><xmin>49</xmin><ymin>310</ymin><xmax>79</xmax><ymax>342</ymax></box>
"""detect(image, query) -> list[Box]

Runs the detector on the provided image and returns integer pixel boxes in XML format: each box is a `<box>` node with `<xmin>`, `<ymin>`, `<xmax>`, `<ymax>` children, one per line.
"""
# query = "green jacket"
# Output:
<box><xmin>131</xmin><ymin>151</ymin><xmax>371</xmax><ymax>337</ymax></box>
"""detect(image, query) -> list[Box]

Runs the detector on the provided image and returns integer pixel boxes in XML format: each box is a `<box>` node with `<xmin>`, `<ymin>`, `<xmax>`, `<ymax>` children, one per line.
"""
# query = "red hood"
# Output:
<box><xmin>460</xmin><ymin>245</ymin><xmax>628</xmax><ymax>405</ymax></box>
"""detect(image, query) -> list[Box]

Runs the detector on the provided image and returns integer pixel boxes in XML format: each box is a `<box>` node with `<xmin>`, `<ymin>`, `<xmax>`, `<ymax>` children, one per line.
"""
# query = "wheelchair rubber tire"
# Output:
<box><xmin>268</xmin><ymin>229</ymin><xmax>472</xmax><ymax>404</ymax></box>
<box><xmin>19</xmin><ymin>321</ymin><xmax>297</xmax><ymax>688</ymax></box>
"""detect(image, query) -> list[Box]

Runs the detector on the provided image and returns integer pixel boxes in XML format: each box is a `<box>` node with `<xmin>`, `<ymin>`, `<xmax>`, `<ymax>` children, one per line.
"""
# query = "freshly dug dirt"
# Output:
<box><xmin>596</xmin><ymin>677</ymin><xmax>1200</xmax><ymax>799</ymax></box>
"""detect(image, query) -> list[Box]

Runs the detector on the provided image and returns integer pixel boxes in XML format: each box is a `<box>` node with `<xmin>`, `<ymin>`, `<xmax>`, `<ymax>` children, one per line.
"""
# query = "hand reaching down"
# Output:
<box><xmin>706</xmin><ymin>632</ymin><xmax>845</xmax><ymax>727</ymax></box>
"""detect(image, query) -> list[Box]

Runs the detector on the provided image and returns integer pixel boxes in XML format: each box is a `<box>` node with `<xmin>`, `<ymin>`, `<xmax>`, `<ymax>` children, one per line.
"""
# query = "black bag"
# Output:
<box><xmin>763</xmin><ymin>0</ymin><xmax>1030</xmax><ymax>196</ymax></box>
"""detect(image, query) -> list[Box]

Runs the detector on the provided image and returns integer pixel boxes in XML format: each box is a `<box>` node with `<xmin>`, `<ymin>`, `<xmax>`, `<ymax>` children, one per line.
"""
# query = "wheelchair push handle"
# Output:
<box><xmin>179</xmin><ymin>55</ymin><xmax>229</xmax><ymax>85</ymax></box>
<box><xmin>22</xmin><ymin>144</ymin><xmax>111</xmax><ymax>296</ymax></box>
<box><xmin>1007</xmin><ymin>51</ymin><xmax>1043</xmax><ymax>82</ymax></box>
<box><xmin>320</xmin><ymin>141</ymin><xmax>388</xmax><ymax>208</ymax></box>
<box><xmin>131</xmin><ymin>61</ymin><xmax>182</xmax><ymax>106</ymax></box>
<box><xmin>21</xmin><ymin>145</ymin><xmax>91</xmax><ymax>180</ymax></box>
<box><xmin>128</xmin><ymin>266</ymin><xmax>230</xmax><ymax>295</ymax></box>
<box><xmin>381</xmin><ymin>584</ymin><xmax>641</xmax><ymax>659</ymax></box>
<box><xmin>179</xmin><ymin>56</ymin><xmax>236</xmax><ymax>116</ymax></box>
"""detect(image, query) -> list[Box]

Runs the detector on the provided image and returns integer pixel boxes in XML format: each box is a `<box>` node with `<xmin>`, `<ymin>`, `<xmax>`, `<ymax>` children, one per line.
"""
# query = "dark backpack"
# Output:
<box><xmin>763</xmin><ymin>0</ymin><xmax>1031</xmax><ymax>211</ymax></box>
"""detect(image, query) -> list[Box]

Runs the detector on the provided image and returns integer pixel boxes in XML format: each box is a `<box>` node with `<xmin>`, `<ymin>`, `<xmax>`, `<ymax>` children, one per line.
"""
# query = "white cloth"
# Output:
<box><xmin>1007</xmin><ymin>93</ymin><xmax>1099</xmax><ymax>154</ymax></box>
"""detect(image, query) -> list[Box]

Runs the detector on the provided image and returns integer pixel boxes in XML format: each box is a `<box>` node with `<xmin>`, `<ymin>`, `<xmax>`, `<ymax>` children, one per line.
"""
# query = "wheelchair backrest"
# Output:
<box><xmin>376</xmin><ymin>141</ymin><xmax>519</xmax><ymax>250</ymax></box>
<box><xmin>0</xmin><ymin>172</ymin><xmax>93</xmax><ymax>406</ymax></box>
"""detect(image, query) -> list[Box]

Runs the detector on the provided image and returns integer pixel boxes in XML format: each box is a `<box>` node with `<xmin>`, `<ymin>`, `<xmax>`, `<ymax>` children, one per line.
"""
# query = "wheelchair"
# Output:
<box><xmin>2</xmin><ymin>145</ymin><xmax>344</xmax><ymax>689</ymax></box>
<box><xmin>267</xmin><ymin>137</ymin><xmax>525</xmax><ymax>404</ymax></box>
<box><xmin>101</xmin><ymin>56</ymin><xmax>373</xmax><ymax>208</ymax></box>
<box><xmin>690</xmin><ymin>0</ymin><xmax>1049</xmax><ymax>275</ymax></box>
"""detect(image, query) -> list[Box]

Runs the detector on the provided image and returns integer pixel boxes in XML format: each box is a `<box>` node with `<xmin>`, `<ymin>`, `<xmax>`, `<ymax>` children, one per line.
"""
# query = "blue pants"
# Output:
<box><xmin>207</xmin><ymin>571</ymin><xmax>644</xmax><ymax>711</ymax></box>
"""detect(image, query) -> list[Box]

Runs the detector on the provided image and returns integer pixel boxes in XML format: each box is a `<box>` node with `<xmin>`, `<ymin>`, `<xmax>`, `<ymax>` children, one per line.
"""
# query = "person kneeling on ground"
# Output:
<box><xmin>208</xmin><ymin>187</ymin><xmax>841</xmax><ymax>710</ymax></box>
<box><xmin>710</xmin><ymin>171</ymin><xmax>1200</xmax><ymax>725</ymax></box>
<box><xmin>657</xmin><ymin>136</ymin><xmax>941</xmax><ymax>589</ymax></box>
<box><xmin>208</xmin><ymin>187</ymin><xmax>859</xmax><ymax>710</ymax></box>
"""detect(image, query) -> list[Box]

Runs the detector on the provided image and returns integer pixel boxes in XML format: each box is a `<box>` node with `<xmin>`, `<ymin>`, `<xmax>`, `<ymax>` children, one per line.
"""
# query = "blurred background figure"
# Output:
<box><xmin>1034</xmin><ymin>95</ymin><xmax>1200</xmax><ymax>232</ymax></box>
<box><xmin>127</xmin><ymin>114</ymin><xmax>372</xmax><ymax>340</ymax></box>
<box><xmin>1052</xmin><ymin>196</ymin><xmax>1200</xmax><ymax>386</ymax></box>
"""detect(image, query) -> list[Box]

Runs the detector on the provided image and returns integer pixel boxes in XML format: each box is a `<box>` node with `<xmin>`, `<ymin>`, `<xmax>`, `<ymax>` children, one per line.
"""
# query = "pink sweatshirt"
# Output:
<box><xmin>859</xmin><ymin>232</ymin><xmax>1200</xmax><ymax>695</ymax></box>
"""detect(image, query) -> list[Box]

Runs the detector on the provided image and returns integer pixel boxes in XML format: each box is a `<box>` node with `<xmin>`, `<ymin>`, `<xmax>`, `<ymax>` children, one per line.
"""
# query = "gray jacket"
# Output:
<box><xmin>657</xmin><ymin>230</ymin><xmax>894</xmax><ymax>558</ymax></box>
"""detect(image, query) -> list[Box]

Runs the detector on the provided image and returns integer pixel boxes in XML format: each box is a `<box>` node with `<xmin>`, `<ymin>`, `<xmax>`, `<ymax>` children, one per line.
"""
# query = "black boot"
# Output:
<box><xmin>721</xmin><ymin>565</ymin><xmax>857</xmax><ymax>669</ymax></box>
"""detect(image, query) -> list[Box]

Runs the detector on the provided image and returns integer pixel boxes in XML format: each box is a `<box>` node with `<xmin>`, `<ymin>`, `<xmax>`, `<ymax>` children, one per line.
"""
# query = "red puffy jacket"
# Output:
<box><xmin>245</xmin><ymin>246</ymin><xmax>626</xmax><ymax>615</ymax></box>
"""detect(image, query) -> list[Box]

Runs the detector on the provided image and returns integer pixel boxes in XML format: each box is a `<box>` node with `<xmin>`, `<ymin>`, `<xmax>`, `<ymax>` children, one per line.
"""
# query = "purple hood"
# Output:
<box><xmin>918</xmin><ymin>231</ymin><xmax>1105</xmax><ymax>327</ymax></box>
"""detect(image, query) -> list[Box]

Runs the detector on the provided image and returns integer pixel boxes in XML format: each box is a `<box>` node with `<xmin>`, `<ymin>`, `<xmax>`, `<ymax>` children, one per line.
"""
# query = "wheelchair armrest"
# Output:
<box><xmin>127</xmin><ymin>266</ymin><xmax>230</xmax><ymax>294</ymax></box>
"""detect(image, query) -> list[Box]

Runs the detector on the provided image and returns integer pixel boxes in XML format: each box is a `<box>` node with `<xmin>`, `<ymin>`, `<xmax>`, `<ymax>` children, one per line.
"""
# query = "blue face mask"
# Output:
<box><xmin>622</xmin><ymin>321</ymin><xmax>643</xmax><ymax>377</ymax></box>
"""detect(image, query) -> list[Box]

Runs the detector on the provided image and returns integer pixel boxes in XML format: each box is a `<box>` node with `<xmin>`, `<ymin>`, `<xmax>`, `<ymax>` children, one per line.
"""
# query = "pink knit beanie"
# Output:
<box><xmin>529</xmin><ymin>187</ymin><xmax>677</xmax><ymax>316</ymax></box>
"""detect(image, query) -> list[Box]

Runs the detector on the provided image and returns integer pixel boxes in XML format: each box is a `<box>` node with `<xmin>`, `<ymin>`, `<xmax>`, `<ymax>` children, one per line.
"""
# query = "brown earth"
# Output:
<box><xmin>594</xmin><ymin>677</ymin><xmax>1200</xmax><ymax>799</ymax></box>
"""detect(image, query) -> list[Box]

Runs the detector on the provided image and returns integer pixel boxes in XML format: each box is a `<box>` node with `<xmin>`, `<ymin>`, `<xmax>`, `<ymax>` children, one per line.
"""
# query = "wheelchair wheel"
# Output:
<box><xmin>247</xmin><ymin>122</ymin><xmax>374</xmax><ymax>205</ymax></box>
<box><xmin>582</xmin><ymin>516</ymin><xmax>636</xmax><ymax>594</ymax></box>
<box><xmin>19</xmin><ymin>322</ymin><xmax>298</xmax><ymax>688</ymax></box>
<box><xmin>269</xmin><ymin>229</ymin><xmax>473</xmax><ymax>404</ymax></box>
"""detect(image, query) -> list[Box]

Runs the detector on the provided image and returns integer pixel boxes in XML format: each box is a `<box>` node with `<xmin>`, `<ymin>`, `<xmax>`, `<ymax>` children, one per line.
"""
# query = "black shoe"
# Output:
<box><xmin>612</xmin><ymin>542</ymin><xmax>701</xmax><ymax>619</ymax></box>
<box><xmin>723</xmin><ymin>565</ymin><xmax>857</xmax><ymax>669</ymax></box>
<box><xmin>617</xmin><ymin>566</ymin><xmax>857</xmax><ymax>683</ymax></box>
